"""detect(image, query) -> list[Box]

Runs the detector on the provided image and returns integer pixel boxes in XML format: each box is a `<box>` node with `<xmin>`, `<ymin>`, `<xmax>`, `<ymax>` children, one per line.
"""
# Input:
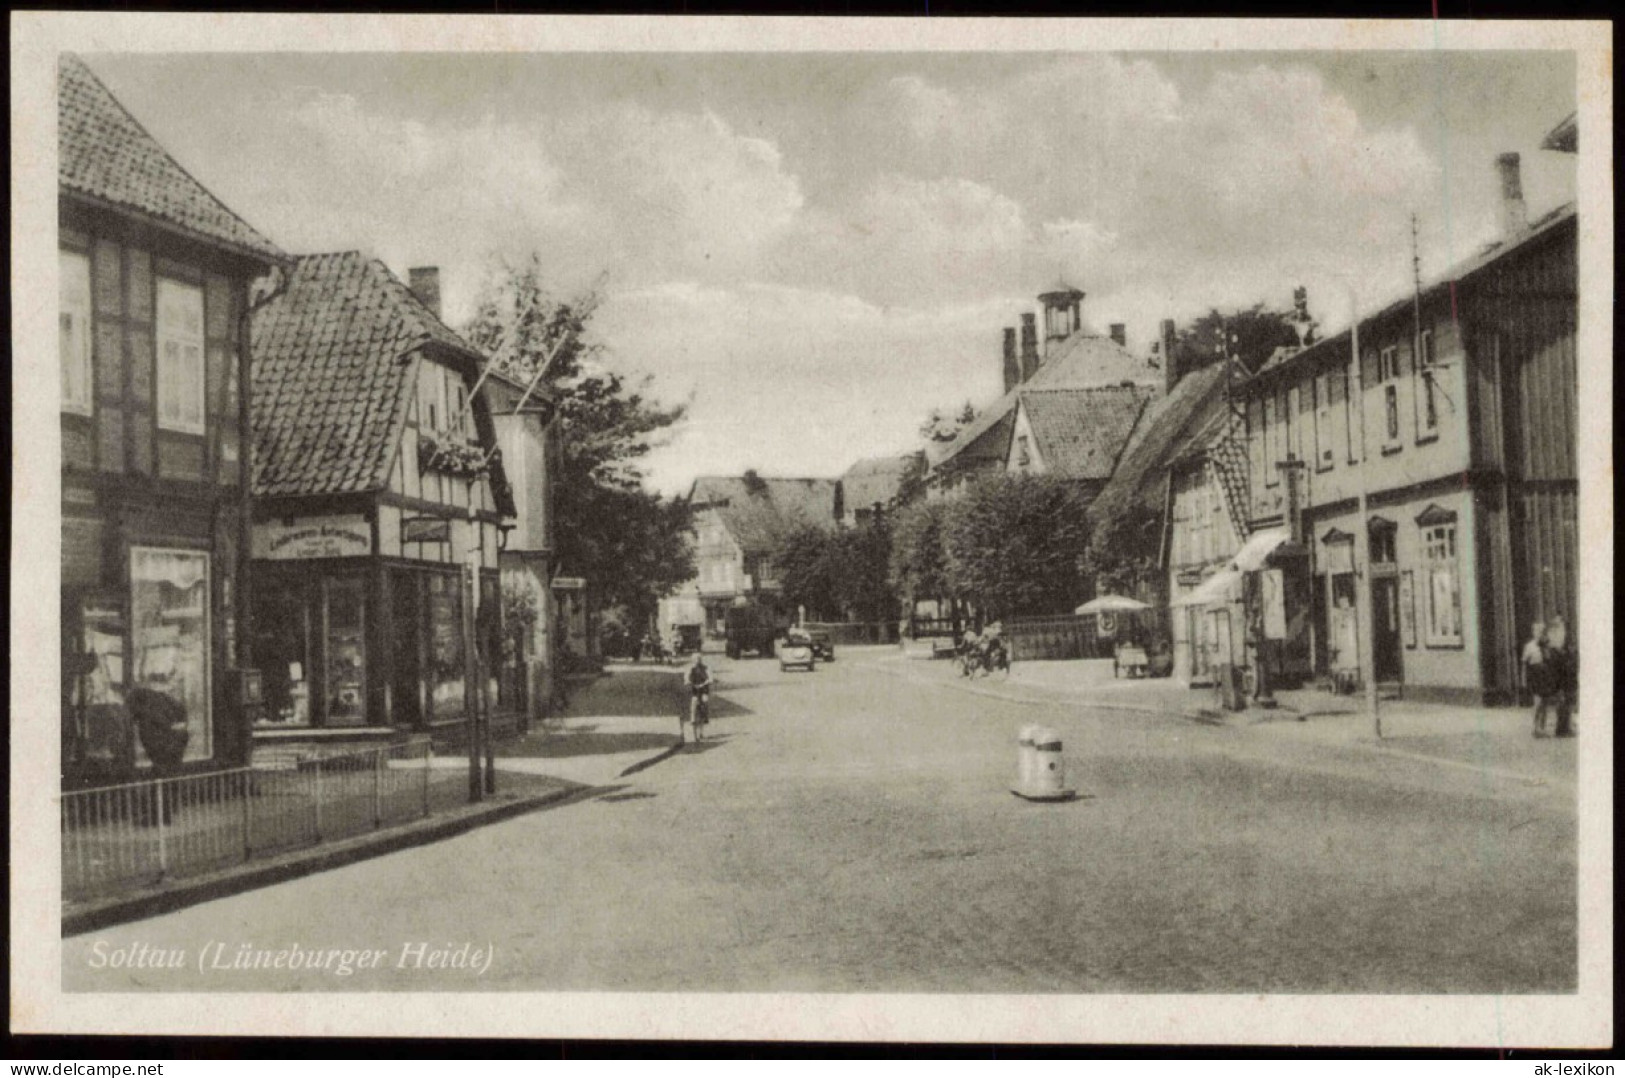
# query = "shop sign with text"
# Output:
<box><xmin>253</xmin><ymin>515</ymin><xmax>372</xmax><ymax>560</ymax></box>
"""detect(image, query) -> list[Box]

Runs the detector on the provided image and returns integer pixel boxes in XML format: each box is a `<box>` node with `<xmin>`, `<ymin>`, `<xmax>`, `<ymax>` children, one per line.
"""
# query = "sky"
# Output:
<box><xmin>86</xmin><ymin>50</ymin><xmax>1576</xmax><ymax>496</ymax></box>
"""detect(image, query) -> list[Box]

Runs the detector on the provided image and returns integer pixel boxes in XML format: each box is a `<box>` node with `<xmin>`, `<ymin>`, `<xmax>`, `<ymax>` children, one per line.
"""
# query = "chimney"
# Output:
<box><xmin>1019</xmin><ymin>313</ymin><xmax>1039</xmax><ymax>383</ymax></box>
<box><xmin>1496</xmin><ymin>153</ymin><xmax>1528</xmax><ymax>239</ymax></box>
<box><xmin>409</xmin><ymin>266</ymin><xmax>442</xmax><ymax>320</ymax></box>
<box><xmin>1109</xmin><ymin>323</ymin><xmax>1126</xmax><ymax>347</ymax></box>
<box><xmin>1002</xmin><ymin>327</ymin><xmax>1020</xmax><ymax>394</ymax></box>
<box><xmin>1161</xmin><ymin>318</ymin><xmax>1180</xmax><ymax>395</ymax></box>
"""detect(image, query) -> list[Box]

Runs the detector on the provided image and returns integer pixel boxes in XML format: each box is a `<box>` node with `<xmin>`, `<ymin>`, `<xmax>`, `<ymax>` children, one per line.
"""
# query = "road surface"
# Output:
<box><xmin>64</xmin><ymin>650</ymin><xmax>1575</xmax><ymax>993</ymax></box>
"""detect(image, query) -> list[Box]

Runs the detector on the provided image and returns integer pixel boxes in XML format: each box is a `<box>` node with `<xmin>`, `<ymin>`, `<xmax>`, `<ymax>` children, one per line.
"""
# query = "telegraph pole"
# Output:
<box><xmin>1347</xmin><ymin>295</ymin><xmax>1382</xmax><ymax>739</ymax></box>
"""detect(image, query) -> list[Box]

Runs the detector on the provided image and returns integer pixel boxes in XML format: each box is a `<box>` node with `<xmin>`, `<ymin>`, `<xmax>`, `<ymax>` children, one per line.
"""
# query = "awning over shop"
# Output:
<box><xmin>1231</xmin><ymin>527</ymin><xmax>1305</xmax><ymax>572</ymax></box>
<box><xmin>1171</xmin><ymin>568</ymin><xmax>1242</xmax><ymax>607</ymax></box>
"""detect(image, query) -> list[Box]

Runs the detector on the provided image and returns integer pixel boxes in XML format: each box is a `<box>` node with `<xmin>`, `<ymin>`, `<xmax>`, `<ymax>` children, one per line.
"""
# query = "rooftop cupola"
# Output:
<box><xmin>1038</xmin><ymin>279</ymin><xmax>1085</xmax><ymax>353</ymax></box>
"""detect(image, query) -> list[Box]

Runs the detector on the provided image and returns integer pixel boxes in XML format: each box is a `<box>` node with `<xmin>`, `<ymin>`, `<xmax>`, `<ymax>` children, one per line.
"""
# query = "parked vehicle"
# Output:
<box><xmin>808</xmin><ymin>629</ymin><xmax>835</xmax><ymax>662</ymax></box>
<box><xmin>778</xmin><ymin>630</ymin><xmax>816</xmax><ymax>672</ymax></box>
<box><xmin>725</xmin><ymin>602</ymin><xmax>790</xmax><ymax>659</ymax></box>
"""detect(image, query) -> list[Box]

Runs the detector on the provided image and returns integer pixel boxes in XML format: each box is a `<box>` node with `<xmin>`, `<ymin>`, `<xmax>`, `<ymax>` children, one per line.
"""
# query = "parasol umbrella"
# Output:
<box><xmin>1074</xmin><ymin>595</ymin><xmax>1152</xmax><ymax>615</ymax></box>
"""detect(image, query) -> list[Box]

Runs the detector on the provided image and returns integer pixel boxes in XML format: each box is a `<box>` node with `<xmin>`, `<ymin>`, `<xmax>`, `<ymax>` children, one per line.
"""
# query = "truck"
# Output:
<box><xmin>725</xmin><ymin>601</ymin><xmax>790</xmax><ymax>660</ymax></box>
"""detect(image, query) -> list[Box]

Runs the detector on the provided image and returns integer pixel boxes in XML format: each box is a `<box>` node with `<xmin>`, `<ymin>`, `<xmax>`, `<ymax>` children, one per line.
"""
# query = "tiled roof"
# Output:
<box><xmin>58</xmin><ymin>54</ymin><xmax>284</xmax><ymax>263</ymax></box>
<box><xmin>932</xmin><ymin>330</ymin><xmax>1160</xmax><ymax>474</ymax></box>
<box><xmin>690</xmin><ymin>475</ymin><xmax>840</xmax><ymax>554</ymax></box>
<box><xmin>1026</xmin><ymin>332</ymin><xmax>1161</xmax><ymax>390</ymax></box>
<box><xmin>841</xmin><ymin>452</ymin><xmax>922</xmax><ymax>513</ymax></box>
<box><xmin>1086</xmin><ymin>363</ymin><xmax>1231</xmax><ymax>524</ymax></box>
<box><xmin>1019</xmin><ymin>384</ymin><xmax>1159</xmax><ymax>480</ymax></box>
<box><xmin>251</xmin><ymin>251</ymin><xmax>487</xmax><ymax>497</ymax></box>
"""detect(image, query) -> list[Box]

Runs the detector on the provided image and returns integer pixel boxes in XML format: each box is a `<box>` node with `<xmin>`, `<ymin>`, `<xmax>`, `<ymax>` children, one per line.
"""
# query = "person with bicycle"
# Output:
<box><xmin>684</xmin><ymin>655</ymin><xmax>714</xmax><ymax>743</ymax></box>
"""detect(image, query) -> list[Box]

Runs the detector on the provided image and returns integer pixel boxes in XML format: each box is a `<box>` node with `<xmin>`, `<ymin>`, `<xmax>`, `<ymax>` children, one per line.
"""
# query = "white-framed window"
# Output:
<box><xmin>1313</xmin><ymin>372</ymin><xmax>1334</xmax><ymax>470</ymax></box>
<box><xmin>1379</xmin><ymin>345</ymin><xmax>1401</xmax><ymax>447</ymax></box>
<box><xmin>1340</xmin><ymin>368</ymin><xmax>1357</xmax><ymax>464</ymax></box>
<box><xmin>1416</xmin><ymin>329</ymin><xmax>1439</xmax><ymax>439</ymax></box>
<box><xmin>156</xmin><ymin>278</ymin><xmax>206</xmax><ymax>434</ymax></box>
<box><xmin>1421</xmin><ymin>520</ymin><xmax>1462</xmax><ymax>647</ymax></box>
<box><xmin>60</xmin><ymin>249</ymin><xmax>94</xmax><ymax>415</ymax></box>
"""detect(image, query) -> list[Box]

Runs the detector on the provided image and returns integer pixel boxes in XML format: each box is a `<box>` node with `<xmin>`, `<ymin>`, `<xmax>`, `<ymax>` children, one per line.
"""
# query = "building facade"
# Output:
<box><xmin>59</xmin><ymin>55</ymin><xmax>288</xmax><ymax>785</ymax></box>
<box><xmin>248</xmin><ymin>253</ymin><xmax>515</xmax><ymax>748</ymax></box>
<box><xmin>686</xmin><ymin>475</ymin><xmax>841</xmax><ymax>633</ymax></box>
<box><xmin>1237</xmin><ymin>157</ymin><xmax>1576</xmax><ymax>704</ymax></box>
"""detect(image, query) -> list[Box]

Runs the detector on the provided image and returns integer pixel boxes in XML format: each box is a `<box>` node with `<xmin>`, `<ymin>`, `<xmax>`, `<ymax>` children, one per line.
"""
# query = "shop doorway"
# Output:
<box><xmin>1371</xmin><ymin>574</ymin><xmax>1404</xmax><ymax>685</ymax></box>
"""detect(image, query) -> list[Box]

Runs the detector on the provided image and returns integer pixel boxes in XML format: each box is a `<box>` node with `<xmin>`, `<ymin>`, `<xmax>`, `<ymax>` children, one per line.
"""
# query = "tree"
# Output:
<box><xmin>1172</xmin><ymin>296</ymin><xmax>1316</xmax><ymax>378</ymax></box>
<box><xmin>1080</xmin><ymin>500</ymin><xmax>1164</xmax><ymax>600</ymax></box>
<box><xmin>461</xmin><ymin>255</ymin><xmax>693</xmax><ymax>626</ymax></box>
<box><xmin>833</xmin><ymin>516</ymin><xmax>896</xmax><ymax>624</ymax></box>
<box><xmin>774</xmin><ymin>524</ymin><xmax>842</xmax><ymax>622</ymax></box>
<box><xmin>919</xmin><ymin>401</ymin><xmax>978</xmax><ymax>443</ymax></box>
<box><xmin>889</xmin><ymin>497</ymin><xmax>952</xmax><ymax>607</ymax></box>
<box><xmin>942</xmin><ymin>474</ymin><xmax>1092</xmax><ymax>619</ymax></box>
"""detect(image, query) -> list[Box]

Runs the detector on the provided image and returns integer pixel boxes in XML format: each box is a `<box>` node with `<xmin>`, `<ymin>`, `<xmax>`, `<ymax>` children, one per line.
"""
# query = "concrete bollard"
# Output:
<box><xmin>1012</xmin><ymin>723</ymin><xmax>1076</xmax><ymax>802</ymax></box>
<box><xmin>1016</xmin><ymin>724</ymin><xmax>1039</xmax><ymax>791</ymax></box>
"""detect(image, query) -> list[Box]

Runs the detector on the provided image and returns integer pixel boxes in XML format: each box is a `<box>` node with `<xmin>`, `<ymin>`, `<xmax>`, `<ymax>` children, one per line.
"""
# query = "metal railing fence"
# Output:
<box><xmin>61</xmin><ymin>739</ymin><xmax>467</xmax><ymax>903</ymax></box>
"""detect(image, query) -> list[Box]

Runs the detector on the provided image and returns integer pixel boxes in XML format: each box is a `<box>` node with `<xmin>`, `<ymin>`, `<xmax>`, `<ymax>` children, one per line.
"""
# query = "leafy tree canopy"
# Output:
<box><xmin>1172</xmin><ymin>293</ymin><xmax>1317</xmax><ymax>378</ymax></box>
<box><xmin>942</xmin><ymin>474</ymin><xmax>1092</xmax><ymax>619</ymax></box>
<box><xmin>461</xmin><ymin>254</ymin><xmax>693</xmax><ymax>625</ymax></box>
<box><xmin>889</xmin><ymin>497</ymin><xmax>953</xmax><ymax>604</ymax></box>
<box><xmin>919</xmin><ymin>401</ymin><xmax>979</xmax><ymax>444</ymax></box>
<box><xmin>1080</xmin><ymin>500</ymin><xmax>1165</xmax><ymax>601</ymax></box>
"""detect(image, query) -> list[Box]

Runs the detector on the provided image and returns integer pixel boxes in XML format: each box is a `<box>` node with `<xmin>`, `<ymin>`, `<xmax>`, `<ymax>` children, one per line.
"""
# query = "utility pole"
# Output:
<box><xmin>1346</xmin><ymin>294</ymin><xmax>1382</xmax><ymax>739</ymax></box>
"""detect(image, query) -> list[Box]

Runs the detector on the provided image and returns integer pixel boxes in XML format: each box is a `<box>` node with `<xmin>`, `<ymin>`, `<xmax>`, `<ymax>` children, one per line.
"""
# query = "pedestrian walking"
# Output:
<box><xmin>1546</xmin><ymin>616</ymin><xmax>1576</xmax><ymax>738</ymax></box>
<box><xmin>1522</xmin><ymin>621</ymin><xmax>1553</xmax><ymax>738</ymax></box>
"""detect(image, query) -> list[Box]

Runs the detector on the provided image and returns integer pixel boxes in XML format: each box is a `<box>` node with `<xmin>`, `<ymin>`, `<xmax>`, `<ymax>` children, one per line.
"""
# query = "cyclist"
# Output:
<box><xmin>685</xmin><ymin>655</ymin><xmax>714</xmax><ymax>742</ymax></box>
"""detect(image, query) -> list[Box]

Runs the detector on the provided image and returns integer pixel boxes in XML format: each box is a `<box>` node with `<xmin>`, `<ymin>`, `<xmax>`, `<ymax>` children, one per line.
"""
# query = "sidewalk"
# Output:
<box><xmin>867</xmin><ymin>649</ymin><xmax>1577</xmax><ymax>787</ymax></box>
<box><xmin>495</xmin><ymin>663</ymin><xmax>690</xmax><ymax>785</ymax></box>
<box><xmin>64</xmin><ymin>667</ymin><xmax>691</xmax><ymax>935</ymax></box>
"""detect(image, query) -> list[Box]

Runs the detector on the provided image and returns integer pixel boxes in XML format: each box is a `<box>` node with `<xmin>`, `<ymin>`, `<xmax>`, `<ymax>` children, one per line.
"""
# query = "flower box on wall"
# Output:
<box><xmin>418</xmin><ymin>431</ymin><xmax>491</xmax><ymax>480</ymax></box>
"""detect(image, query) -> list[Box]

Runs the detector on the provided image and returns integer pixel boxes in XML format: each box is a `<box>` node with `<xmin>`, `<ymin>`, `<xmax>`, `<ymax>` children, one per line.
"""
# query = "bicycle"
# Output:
<box><xmin>686</xmin><ymin>688</ymin><xmax>710</xmax><ymax>743</ymax></box>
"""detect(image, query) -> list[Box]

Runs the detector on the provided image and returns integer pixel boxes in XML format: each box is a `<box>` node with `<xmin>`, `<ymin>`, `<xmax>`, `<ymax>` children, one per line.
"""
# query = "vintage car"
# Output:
<box><xmin>807</xmin><ymin>629</ymin><xmax>835</xmax><ymax>662</ymax></box>
<box><xmin>777</xmin><ymin>631</ymin><xmax>816</xmax><ymax>672</ymax></box>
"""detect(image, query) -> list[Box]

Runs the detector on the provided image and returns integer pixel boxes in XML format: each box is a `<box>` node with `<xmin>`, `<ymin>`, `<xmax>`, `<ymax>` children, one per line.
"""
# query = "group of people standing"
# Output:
<box><xmin>1522</xmin><ymin>616</ymin><xmax>1578</xmax><ymax>739</ymax></box>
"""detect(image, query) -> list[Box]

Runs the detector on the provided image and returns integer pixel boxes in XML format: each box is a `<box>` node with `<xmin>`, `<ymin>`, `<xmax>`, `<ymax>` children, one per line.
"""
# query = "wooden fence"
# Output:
<box><xmin>803</xmin><ymin>621</ymin><xmax>901</xmax><ymax>646</ymax></box>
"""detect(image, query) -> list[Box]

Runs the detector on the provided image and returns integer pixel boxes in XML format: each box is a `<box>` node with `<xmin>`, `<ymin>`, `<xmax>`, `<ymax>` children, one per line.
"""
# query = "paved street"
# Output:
<box><xmin>64</xmin><ymin>650</ymin><xmax>1575</xmax><ymax>994</ymax></box>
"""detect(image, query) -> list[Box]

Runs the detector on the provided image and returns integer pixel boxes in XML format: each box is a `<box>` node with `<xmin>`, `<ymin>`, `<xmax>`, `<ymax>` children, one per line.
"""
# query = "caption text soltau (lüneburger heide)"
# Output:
<box><xmin>85</xmin><ymin>940</ymin><xmax>495</xmax><ymax>977</ymax></box>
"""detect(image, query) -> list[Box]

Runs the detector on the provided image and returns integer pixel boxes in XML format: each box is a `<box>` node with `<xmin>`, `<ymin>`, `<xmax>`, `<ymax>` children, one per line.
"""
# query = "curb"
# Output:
<box><xmin>62</xmin><ymin>782</ymin><xmax>593</xmax><ymax>937</ymax></box>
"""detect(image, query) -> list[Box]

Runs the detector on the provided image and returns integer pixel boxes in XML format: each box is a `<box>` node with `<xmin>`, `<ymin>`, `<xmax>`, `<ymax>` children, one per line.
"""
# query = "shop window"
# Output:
<box><xmin>1420</xmin><ymin>519</ymin><xmax>1462</xmax><ymax>647</ymax></box>
<box><xmin>324</xmin><ymin>578</ymin><xmax>368</xmax><ymax>726</ymax></box>
<box><xmin>427</xmin><ymin>573</ymin><xmax>466</xmax><ymax>718</ymax></box>
<box><xmin>1416</xmin><ymin>330</ymin><xmax>1439</xmax><ymax>440</ymax></box>
<box><xmin>157</xmin><ymin>279</ymin><xmax>206</xmax><ymax>435</ymax></box>
<box><xmin>130</xmin><ymin>548</ymin><xmax>211</xmax><ymax>763</ymax></box>
<box><xmin>61</xmin><ymin>250</ymin><xmax>94</xmax><ymax>415</ymax></box>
